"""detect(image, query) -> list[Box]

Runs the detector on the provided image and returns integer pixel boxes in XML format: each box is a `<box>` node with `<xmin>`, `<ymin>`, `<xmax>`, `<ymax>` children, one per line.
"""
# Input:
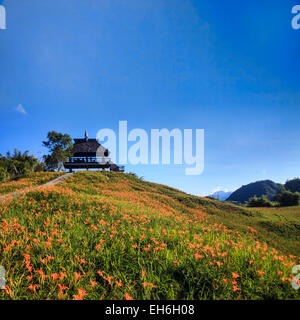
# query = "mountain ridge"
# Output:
<box><xmin>227</xmin><ymin>179</ymin><xmax>282</xmax><ymax>203</ymax></box>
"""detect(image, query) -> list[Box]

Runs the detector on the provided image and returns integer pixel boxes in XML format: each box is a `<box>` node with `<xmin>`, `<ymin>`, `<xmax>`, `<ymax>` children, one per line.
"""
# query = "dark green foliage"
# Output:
<box><xmin>0</xmin><ymin>149</ymin><xmax>45</xmax><ymax>181</ymax></box>
<box><xmin>285</xmin><ymin>178</ymin><xmax>300</xmax><ymax>193</ymax></box>
<box><xmin>227</xmin><ymin>180</ymin><xmax>282</xmax><ymax>203</ymax></box>
<box><xmin>276</xmin><ymin>190</ymin><xmax>300</xmax><ymax>207</ymax></box>
<box><xmin>0</xmin><ymin>167</ymin><xmax>8</xmax><ymax>182</ymax></box>
<box><xmin>246</xmin><ymin>195</ymin><xmax>272</xmax><ymax>207</ymax></box>
<box><xmin>43</xmin><ymin>131</ymin><xmax>73</xmax><ymax>171</ymax></box>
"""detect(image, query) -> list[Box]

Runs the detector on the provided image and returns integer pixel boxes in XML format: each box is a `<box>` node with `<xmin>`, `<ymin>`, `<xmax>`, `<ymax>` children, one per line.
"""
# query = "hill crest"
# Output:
<box><xmin>227</xmin><ymin>180</ymin><xmax>282</xmax><ymax>203</ymax></box>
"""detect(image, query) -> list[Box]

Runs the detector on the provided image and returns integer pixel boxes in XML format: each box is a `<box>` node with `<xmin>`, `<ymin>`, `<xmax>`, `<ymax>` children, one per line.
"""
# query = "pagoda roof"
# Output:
<box><xmin>72</xmin><ymin>138</ymin><xmax>108</xmax><ymax>157</ymax></box>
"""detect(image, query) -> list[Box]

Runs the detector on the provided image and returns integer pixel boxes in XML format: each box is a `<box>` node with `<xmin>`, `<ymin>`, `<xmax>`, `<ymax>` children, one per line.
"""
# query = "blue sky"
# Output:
<box><xmin>0</xmin><ymin>0</ymin><xmax>300</xmax><ymax>196</ymax></box>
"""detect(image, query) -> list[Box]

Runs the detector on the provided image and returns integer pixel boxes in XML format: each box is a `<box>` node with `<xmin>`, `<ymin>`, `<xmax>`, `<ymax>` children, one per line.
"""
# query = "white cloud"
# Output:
<box><xmin>16</xmin><ymin>104</ymin><xmax>27</xmax><ymax>115</ymax></box>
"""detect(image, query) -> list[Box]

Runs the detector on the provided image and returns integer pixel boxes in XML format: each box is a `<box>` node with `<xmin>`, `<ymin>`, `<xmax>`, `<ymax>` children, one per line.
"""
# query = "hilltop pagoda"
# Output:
<box><xmin>64</xmin><ymin>130</ymin><xmax>124</xmax><ymax>173</ymax></box>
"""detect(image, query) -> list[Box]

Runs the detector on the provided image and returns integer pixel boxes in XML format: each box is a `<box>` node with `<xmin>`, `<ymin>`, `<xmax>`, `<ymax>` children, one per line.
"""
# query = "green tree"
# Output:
<box><xmin>276</xmin><ymin>190</ymin><xmax>300</xmax><ymax>207</ymax></box>
<box><xmin>43</xmin><ymin>131</ymin><xmax>73</xmax><ymax>171</ymax></box>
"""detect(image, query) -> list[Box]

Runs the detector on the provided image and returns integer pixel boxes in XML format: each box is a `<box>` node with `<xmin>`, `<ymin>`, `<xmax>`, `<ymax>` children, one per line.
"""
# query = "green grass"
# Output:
<box><xmin>0</xmin><ymin>171</ymin><xmax>299</xmax><ymax>300</ymax></box>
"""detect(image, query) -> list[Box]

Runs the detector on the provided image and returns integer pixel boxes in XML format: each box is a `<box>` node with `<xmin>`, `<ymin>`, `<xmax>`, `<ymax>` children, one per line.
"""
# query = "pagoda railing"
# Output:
<box><xmin>67</xmin><ymin>157</ymin><xmax>111</xmax><ymax>164</ymax></box>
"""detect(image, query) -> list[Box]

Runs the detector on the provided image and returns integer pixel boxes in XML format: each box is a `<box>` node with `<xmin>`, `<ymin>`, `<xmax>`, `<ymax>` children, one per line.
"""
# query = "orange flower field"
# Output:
<box><xmin>0</xmin><ymin>172</ymin><xmax>64</xmax><ymax>196</ymax></box>
<box><xmin>0</xmin><ymin>171</ymin><xmax>299</xmax><ymax>300</ymax></box>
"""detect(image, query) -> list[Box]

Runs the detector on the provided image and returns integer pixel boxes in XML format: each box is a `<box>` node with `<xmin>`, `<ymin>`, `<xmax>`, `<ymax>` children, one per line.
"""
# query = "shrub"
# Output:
<box><xmin>246</xmin><ymin>195</ymin><xmax>272</xmax><ymax>207</ymax></box>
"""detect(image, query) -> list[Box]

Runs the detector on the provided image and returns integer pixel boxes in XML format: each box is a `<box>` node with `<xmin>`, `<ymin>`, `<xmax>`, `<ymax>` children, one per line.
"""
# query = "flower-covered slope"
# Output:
<box><xmin>0</xmin><ymin>171</ymin><xmax>299</xmax><ymax>300</ymax></box>
<box><xmin>0</xmin><ymin>172</ymin><xmax>64</xmax><ymax>196</ymax></box>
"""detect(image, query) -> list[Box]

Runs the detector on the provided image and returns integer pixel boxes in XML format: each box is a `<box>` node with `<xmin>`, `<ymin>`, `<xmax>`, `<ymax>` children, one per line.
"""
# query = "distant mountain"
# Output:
<box><xmin>210</xmin><ymin>190</ymin><xmax>233</xmax><ymax>201</ymax></box>
<box><xmin>285</xmin><ymin>178</ymin><xmax>300</xmax><ymax>193</ymax></box>
<box><xmin>227</xmin><ymin>180</ymin><xmax>282</xmax><ymax>204</ymax></box>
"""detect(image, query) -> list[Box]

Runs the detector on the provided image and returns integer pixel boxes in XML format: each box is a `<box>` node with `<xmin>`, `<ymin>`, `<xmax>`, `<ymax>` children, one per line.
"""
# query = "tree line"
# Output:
<box><xmin>246</xmin><ymin>180</ymin><xmax>300</xmax><ymax>208</ymax></box>
<box><xmin>0</xmin><ymin>131</ymin><xmax>73</xmax><ymax>182</ymax></box>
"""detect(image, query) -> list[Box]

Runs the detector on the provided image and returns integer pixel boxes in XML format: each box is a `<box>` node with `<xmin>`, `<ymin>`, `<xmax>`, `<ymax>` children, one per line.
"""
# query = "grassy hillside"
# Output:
<box><xmin>206</xmin><ymin>204</ymin><xmax>300</xmax><ymax>257</ymax></box>
<box><xmin>0</xmin><ymin>171</ymin><xmax>299</xmax><ymax>300</ymax></box>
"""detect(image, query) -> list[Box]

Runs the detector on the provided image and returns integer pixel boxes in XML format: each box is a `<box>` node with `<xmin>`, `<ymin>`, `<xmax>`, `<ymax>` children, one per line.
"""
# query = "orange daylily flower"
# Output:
<box><xmin>125</xmin><ymin>293</ymin><xmax>134</xmax><ymax>300</ymax></box>
<box><xmin>232</xmin><ymin>272</ymin><xmax>240</xmax><ymax>279</ymax></box>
